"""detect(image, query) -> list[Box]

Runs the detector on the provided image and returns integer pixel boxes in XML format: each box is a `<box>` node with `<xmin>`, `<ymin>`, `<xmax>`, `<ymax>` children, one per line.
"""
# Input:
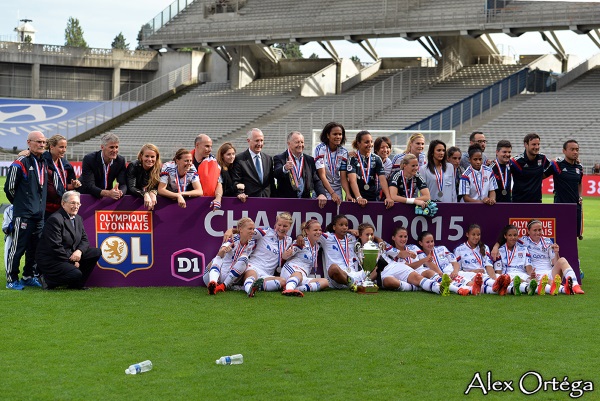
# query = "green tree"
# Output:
<box><xmin>274</xmin><ymin>43</ymin><xmax>303</xmax><ymax>59</ymax></box>
<box><xmin>309</xmin><ymin>53</ymin><xmax>319</xmax><ymax>59</ymax></box>
<box><xmin>136</xmin><ymin>23</ymin><xmax>152</xmax><ymax>50</ymax></box>
<box><xmin>350</xmin><ymin>55</ymin><xmax>361</xmax><ymax>63</ymax></box>
<box><xmin>111</xmin><ymin>32</ymin><xmax>129</xmax><ymax>50</ymax></box>
<box><xmin>23</xmin><ymin>35</ymin><xmax>32</xmax><ymax>44</ymax></box>
<box><xmin>64</xmin><ymin>17</ymin><xmax>88</xmax><ymax>48</ymax></box>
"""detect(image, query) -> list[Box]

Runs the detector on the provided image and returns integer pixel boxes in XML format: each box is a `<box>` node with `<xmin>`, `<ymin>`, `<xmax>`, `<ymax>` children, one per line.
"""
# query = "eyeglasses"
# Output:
<box><xmin>29</xmin><ymin>140</ymin><xmax>47</xmax><ymax>144</ymax></box>
<box><xmin>65</xmin><ymin>201</ymin><xmax>81</xmax><ymax>206</ymax></box>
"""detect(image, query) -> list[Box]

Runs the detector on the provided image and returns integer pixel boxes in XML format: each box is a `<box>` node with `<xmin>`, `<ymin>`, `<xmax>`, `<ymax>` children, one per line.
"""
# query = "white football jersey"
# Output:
<box><xmin>493</xmin><ymin>243</ymin><xmax>531</xmax><ymax>275</ymax></box>
<box><xmin>248</xmin><ymin>227</ymin><xmax>292</xmax><ymax>275</ymax></box>
<box><xmin>319</xmin><ymin>232</ymin><xmax>359</xmax><ymax>272</ymax></box>
<box><xmin>519</xmin><ymin>236</ymin><xmax>555</xmax><ymax>273</ymax></box>
<box><xmin>454</xmin><ymin>242</ymin><xmax>493</xmax><ymax>272</ymax></box>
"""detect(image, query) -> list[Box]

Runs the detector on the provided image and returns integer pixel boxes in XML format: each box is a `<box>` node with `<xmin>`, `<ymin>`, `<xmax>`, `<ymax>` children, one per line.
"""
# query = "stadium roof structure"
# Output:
<box><xmin>142</xmin><ymin>0</ymin><xmax>600</xmax><ymax>51</ymax></box>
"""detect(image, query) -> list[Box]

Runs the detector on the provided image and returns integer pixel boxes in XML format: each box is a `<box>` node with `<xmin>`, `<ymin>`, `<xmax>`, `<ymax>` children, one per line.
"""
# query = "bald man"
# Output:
<box><xmin>4</xmin><ymin>131</ymin><xmax>48</xmax><ymax>290</ymax></box>
<box><xmin>191</xmin><ymin>134</ymin><xmax>223</xmax><ymax>207</ymax></box>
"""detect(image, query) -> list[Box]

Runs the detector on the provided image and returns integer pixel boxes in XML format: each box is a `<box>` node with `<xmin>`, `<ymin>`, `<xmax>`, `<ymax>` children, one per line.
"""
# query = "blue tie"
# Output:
<box><xmin>255</xmin><ymin>155</ymin><xmax>263</xmax><ymax>183</ymax></box>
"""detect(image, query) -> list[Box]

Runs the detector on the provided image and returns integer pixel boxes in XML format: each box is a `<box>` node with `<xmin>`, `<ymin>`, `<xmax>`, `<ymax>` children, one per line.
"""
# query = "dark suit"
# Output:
<box><xmin>231</xmin><ymin>149</ymin><xmax>275</xmax><ymax>197</ymax></box>
<box><xmin>79</xmin><ymin>150</ymin><xmax>127</xmax><ymax>198</ymax></box>
<box><xmin>274</xmin><ymin>151</ymin><xmax>326</xmax><ymax>199</ymax></box>
<box><xmin>36</xmin><ymin>208</ymin><xmax>101</xmax><ymax>289</ymax></box>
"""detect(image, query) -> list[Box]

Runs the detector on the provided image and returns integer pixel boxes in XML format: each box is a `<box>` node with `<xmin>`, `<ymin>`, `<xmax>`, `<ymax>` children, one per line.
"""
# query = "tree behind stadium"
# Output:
<box><xmin>111</xmin><ymin>32</ymin><xmax>129</xmax><ymax>50</ymax></box>
<box><xmin>64</xmin><ymin>17</ymin><xmax>88</xmax><ymax>48</ymax></box>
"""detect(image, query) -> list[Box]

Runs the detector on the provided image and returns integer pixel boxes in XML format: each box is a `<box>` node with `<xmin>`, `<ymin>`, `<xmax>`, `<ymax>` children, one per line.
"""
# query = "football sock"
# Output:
<box><xmin>263</xmin><ymin>280</ymin><xmax>281</xmax><ymax>292</ymax></box>
<box><xmin>419</xmin><ymin>278</ymin><xmax>440</xmax><ymax>294</ymax></box>
<box><xmin>243</xmin><ymin>277</ymin><xmax>255</xmax><ymax>294</ymax></box>
<box><xmin>564</xmin><ymin>268</ymin><xmax>579</xmax><ymax>286</ymax></box>
<box><xmin>299</xmin><ymin>282</ymin><xmax>320</xmax><ymax>292</ymax></box>
<box><xmin>285</xmin><ymin>277</ymin><xmax>299</xmax><ymax>291</ymax></box>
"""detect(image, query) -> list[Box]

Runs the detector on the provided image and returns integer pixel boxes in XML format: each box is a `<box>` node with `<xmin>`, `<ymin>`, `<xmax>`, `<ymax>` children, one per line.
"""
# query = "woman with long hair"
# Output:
<box><xmin>420</xmin><ymin>139</ymin><xmax>456</xmax><ymax>203</ymax></box>
<box><xmin>391</xmin><ymin>133</ymin><xmax>426</xmax><ymax>174</ymax></box>
<box><xmin>158</xmin><ymin>148</ymin><xmax>203</xmax><ymax>208</ymax></box>
<box><xmin>42</xmin><ymin>135</ymin><xmax>80</xmax><ymax>218</ymax></box>
<box><xmin>388</xmin><ymin>154</ymin><xmax>430</xmax><ymax>207</ymax></box>
<box><xmin>346</xmin><ymin>131</ymin><xmax>393</xmax><ymax>208</ymax></box>
<box><xmin>127</xmin><ymin>143</ymin><xmax>162</xmax><ymax>210</ymax></box>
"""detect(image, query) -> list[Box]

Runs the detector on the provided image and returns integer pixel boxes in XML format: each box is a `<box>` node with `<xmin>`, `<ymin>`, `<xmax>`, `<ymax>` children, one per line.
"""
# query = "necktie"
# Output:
<box><xmin>255</xmin><ymin>155</ymin><xmax>263</xmax><ymax>182</ymax></box>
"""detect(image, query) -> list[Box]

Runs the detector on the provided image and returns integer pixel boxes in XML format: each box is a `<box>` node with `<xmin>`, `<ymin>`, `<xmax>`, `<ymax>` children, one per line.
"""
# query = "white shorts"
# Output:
<box><xmin>534</xmin><ymin>270</ymin><xmax>553</xmax><ymax>281</ymax></box>
<box><xmin>452</xmin><ymin>271</ymin><xmax>477</xmax><ymax>286</ymax></box>
<box><xmin>381</xmin><ymin>262</ymin><xmax>415</xmax><ymax>283</ymax></box>
<box><xmin>414</xmin><ymin>266</ymin><xmax>431</xmax><ymax>275</ymax></box>
<box><xmin>247</xmin><ymin>263</ymin><xmax>277</xmax><ymax>279</ymax></box>
<box><xmin>328</xmin><ymin>270</ymin><xmax>365</xmax><ymax>289</ymax></box>
<box><xmin>507</xmin><ymin>272</ymin><xmax>530</xmax><ymax>282</ymax></box>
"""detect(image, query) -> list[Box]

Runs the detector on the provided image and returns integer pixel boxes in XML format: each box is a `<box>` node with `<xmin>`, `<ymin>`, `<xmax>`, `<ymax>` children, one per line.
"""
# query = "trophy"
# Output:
<box><xmin>354</xmin><ymin>235</ymin><xmax>385</xmax><ymax>294</ymax></box>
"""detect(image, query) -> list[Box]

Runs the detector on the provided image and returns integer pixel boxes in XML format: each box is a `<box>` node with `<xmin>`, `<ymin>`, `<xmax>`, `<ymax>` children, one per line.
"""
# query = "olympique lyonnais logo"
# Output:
<box><xmin>96</xmin><ymin>211</ymin><xmax>153</xmax><ymax>277</ymax></box>
<box><xmin>509</xmin><ymin>218</ymin><xmax>555</xmax><ymax>240</ymax></box>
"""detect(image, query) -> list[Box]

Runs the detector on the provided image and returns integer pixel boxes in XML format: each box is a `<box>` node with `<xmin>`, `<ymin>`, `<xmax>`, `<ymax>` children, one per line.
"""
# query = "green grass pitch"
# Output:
<box><xmin>0</xmin><ymin>176</ymin><xmax>598</xmax><ymax>400</ymax></box>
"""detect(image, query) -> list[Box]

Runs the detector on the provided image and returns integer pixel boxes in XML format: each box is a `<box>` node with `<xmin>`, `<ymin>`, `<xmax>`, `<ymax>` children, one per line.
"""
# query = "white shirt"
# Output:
<box><xmin>319</xmin><ymin>232</ymin><xmax>359</xmax><ymax>272</ymax></box>
<box><xmin>248</xmin><ymin>227</ymin><xmax>292</xmax><ymax>276</ymax></box>
<box><xmin>459</xmin><ymin>165</ymin><xmax>498</xmax><ymax>201</ymax></box>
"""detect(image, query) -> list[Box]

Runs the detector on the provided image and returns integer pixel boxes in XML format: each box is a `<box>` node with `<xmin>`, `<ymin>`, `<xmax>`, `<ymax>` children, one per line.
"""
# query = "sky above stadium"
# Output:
<box><xmin>0</xmin><ymin>0</ymin><xmax>598</xmax><ymax>63</ymax></box>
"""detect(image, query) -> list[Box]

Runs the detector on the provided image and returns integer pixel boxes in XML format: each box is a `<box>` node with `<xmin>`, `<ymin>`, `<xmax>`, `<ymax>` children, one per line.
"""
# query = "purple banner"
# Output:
<box><xmin>79</xmin><ymin>195</ymin><xmax>578</xmax><ymax>287</ymax></box>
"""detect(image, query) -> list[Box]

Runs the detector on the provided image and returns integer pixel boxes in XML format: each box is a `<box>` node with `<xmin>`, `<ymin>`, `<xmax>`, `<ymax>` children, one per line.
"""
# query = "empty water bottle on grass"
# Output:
<box><xmin>125</xmin><ymin>360</ymin><xmax>153</xmax><ymax>375</ymax></box>
<box><xmin>216</xmin><ymin>354</ymin><xmax>243</xmax><ymax>365</ymax></box>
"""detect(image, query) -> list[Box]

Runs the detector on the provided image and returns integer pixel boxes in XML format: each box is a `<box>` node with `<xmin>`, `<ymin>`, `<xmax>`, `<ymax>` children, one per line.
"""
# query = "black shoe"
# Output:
<box><xmin>38</xmin><ymin>274</ymin><xmax>51</xmax><ymax>290</ymax></box>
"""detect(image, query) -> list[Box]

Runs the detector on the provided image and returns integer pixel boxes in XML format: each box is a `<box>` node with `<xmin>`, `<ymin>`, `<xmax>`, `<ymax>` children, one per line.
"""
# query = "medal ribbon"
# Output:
<box><xmin>32</xmin><ymin>157</ymin><xmax>45</xmax><ymax>187</ymax></box>
<box><xmin>310</xmin><ymin>241</ymin><xmax>319</xmax><ymax>275</ymax></box>
<box><xmin>103</xmin><ymin>160</ymin><xmax>113</xmax><ymax>190</ymax></box>
<box><xmin>402</xmin><ymin>171</ymin><xmax>415</xmax><ymax>198</ymax></box>
<box><xmin>54</xmin><ymin>159</ymin><xmax>67</xmax><ymax>190</ymax></box>
<box><xmin>357</xmin><ymin>152</ymin><xmax>372</xmax><ymax>186</ymax></box>
<box><xmin>434</xmin><ymin>165</ymin><xmax>444</xmax><ymax>193</ymax></box>
<box><xmin>505</xmin><ymin>245</ymin><xmax>516</xmax><ymax>272</ymax></box>
<box><xmin>495</xmin><ymin>159</ymin><xmax>509</xmax><ymax>190</ymax></box>
<box><xmin>177</xmin><ymin>172</ymin><xmax>188</xmax><ymax>193</ymax></box>
<box><xmin>288</xmin><ymin>150</ymin><xmax>305</xmax><ymax>185</ymax></box>
<box><xmin>278</xmin><ymin>237</ymin><xmax>289</xmax><ymax>268</ymax></box>
<box><xmin>466</xmin><ymin>242</ymin><xmax>483</xmax><ymax>267</ymax></box>
<box><xmin>231</xmin><ymin>241</ymin><xmax>248</xmax><ymax>266</ymax></box>
<box><xmin>470</xmin><ymin>168</ymin><xmax>483</xmax><ymax>198</ymax></box>
<box><xmin>432</xmin><ymin>247</ymin><xmax>443</xmax><ymax>270</ymax></box>
<box><xmin>325</xmin><ymin>146</ymin><xmax>339</xmax><ymax>178</ymax></box>
<box><xmin>333</xmin><ymin>235</ymin><xmax>350</xmax><ymax>268</ymax></box>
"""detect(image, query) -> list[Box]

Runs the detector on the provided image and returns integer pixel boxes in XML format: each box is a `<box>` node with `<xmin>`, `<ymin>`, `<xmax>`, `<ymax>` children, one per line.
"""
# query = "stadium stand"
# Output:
<box><xmin>67</xmin><ymin>74</ymin><xmax>310</xmax><ymax>159</ymax></box>
<box><xmin>456</xmin><ymin>67</ymin><xmax>600</xmax><ymax>162</ymax></box>
<box><xmin>366</xmin><ymin>64</ymin><xmax>522</xmax><ymax>131</ymax></box>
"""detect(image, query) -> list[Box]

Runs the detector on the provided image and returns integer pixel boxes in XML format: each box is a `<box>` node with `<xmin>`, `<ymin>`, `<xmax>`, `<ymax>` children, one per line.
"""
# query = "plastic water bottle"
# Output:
<box><xmin>215</xmin><ymin>354</ymin><xmax>243</xmax><ymax>365</ymax></box>
<box><xmin>125</xmin><ymin>360</ymin><xmax>153</xmax><ymax>375</ymax></box>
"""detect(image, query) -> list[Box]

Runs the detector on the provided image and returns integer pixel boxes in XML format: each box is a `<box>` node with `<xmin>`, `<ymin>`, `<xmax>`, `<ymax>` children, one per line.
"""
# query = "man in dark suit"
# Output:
<box><xmin>274</xmin><ymin>131</ymin><xmax>328</xmax><ymax>208</ymax></box>
<box><xmin>79</xmin><ymin>132</ymin><xmax>127</xmax><ymax>200</ymax></box>
<box><xmin>36</xmin><ymin>191</ymin><xmax>101</xmax><ymax>290</ymax></box>
<box><xmin>231</xmin><ymin>128</ymin><xmax>275</xmax><ymax>198</ymax></box>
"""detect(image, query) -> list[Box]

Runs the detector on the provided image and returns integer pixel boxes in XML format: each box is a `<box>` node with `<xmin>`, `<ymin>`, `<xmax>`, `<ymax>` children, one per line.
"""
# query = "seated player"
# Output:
<box><xmin>453</xmin><ymin>224</ymin><xmax>499</xmax><ymax>295</ymax></box>
<box><xmin>280</xmin><ymin>219</ymin><xmax>329</xmax><ymax>297</ymax></box>
<box><xmin>521</xmin><ymin>219</ymin><xmax>584</xmax><ymax>295</ymax></box>
<box><xmin>356</xmin><ymin>223</ymin><xmax>449</xmax><ymax>295</ymax></box>
<box><xmin>203</xmin><ymin>217</ymin><xmax>256</xmax><ymax>295</ymax></box>
<box><xmin>415</xmin><ymin>231</ymin><xmax>459</xmax><ymax>296</ymax></box>
<box><xmin>493</xmin><ymin>225</ymin><xmax>537</xmax><ymax>296</ymax></box>
<box><xmin>224</xmin><ymin>212</ymin><xmax>294</xmax><ymax>297</ymax></box>
<box><xmin>319</xmin><ymin>214</ymin><xmax>366</xmax><ymax>289</ymax></box>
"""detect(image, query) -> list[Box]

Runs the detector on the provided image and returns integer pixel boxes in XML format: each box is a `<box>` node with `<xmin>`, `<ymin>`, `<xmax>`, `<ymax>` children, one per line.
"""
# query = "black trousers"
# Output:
<box><xmin>6</xmin><ymin>217</ymin><xmax>43</xmax><ymax>283</ymax></box>
<box><xmin>39</xmin><ymin>248</ymin><xmax>101</xmax><ymax>289</ymax></box>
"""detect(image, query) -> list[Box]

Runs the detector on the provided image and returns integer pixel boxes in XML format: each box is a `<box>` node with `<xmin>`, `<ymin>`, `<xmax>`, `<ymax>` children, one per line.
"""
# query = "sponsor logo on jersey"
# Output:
<box><xmin>96</xmin><ymin>211</ymin><xmax>153</xmax><ymax>277</ymax></box>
